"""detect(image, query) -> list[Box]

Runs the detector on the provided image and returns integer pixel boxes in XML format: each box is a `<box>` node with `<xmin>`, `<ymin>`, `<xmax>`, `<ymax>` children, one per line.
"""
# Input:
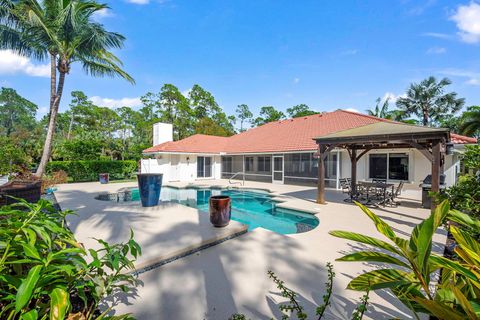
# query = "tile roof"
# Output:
<box><xmin>143</xmin><ymin>134</ymin><xmax>229</xmax><ymax>154</ymax></box>
<box><xmin>143</xmin><ymin>109</ymin><xmax>477</xmax><ymax>154</ymax></box>
<box><xmin>451</xmin><ymin>133</ymin><xmax>478</xmax><ymax>144</ymax></box>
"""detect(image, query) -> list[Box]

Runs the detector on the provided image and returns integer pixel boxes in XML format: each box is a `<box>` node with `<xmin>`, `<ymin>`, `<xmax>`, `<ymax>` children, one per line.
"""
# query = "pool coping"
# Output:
<box><xmin>110</xmin><ymin>183</ymin><xmax>322</xmax><ymax>215</ymax></box>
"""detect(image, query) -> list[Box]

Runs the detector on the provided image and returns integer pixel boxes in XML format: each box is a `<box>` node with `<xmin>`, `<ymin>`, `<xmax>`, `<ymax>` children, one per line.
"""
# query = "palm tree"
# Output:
<box><xmin>396</xmin><ymin>76</ymin><xmax>464</xmax><ymax>127</ymax></box>
<box><xmin>366</xmin><ymin>97</ymin><xmax>390</xmax><ymax>118</ymax></box>
<box><xmin>460</xmin><ymin>106</ymin><xmax>480</xmax><ymax>137</ymax></box>
<box><xmin>0</xmin><ymin>0</ymin><xmax>134</xmax><ymax>177</ymax></box>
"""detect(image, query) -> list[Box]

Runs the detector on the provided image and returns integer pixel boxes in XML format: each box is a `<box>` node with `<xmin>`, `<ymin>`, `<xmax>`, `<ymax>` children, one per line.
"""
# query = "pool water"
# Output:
<box><xmin>131</xmin><ymin>187</ymin><xmax>319</xmax><ymax>234</ymax></box>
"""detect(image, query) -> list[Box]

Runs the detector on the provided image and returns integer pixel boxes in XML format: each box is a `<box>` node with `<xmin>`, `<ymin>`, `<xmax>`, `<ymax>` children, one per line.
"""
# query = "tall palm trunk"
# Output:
<box><xmin>422</xmin><ymin>107</ymin><xmax>429</xmax><ymax>126</ymax></box>
<box><xmin>35</xmin><ymin>56</ymin><xmax>67</xmax><ymax>178</ymax></box>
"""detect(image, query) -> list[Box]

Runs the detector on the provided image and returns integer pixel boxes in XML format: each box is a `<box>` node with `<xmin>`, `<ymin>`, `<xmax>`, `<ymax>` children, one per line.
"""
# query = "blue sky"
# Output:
<box><xmin>2</xmin><ymin>0</ymin><xmax>480</xmax><ymax>121</ymax></box>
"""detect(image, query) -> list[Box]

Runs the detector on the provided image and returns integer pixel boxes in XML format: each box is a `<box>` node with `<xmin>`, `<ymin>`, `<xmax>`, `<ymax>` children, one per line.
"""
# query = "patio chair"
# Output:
<box><xmin>386</xmin><ymin>181</ymin><xmax>404</xmax><ymax>206</ymax></box>
<box><xmin>339</xmin><ymin>178</ymin><xmax>350</xmax><ymax>194</ymax></box>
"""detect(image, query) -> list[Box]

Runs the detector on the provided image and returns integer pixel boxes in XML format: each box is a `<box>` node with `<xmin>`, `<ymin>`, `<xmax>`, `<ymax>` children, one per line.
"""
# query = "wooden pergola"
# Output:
<box><xmin>314</xmin><ymin>122</ymin><xmax>450</xmax><ymax>210</ymax></box>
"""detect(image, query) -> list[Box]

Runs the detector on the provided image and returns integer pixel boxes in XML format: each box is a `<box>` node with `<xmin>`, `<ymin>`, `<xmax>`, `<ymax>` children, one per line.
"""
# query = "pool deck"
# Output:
<box><xmin>54</xmin><ymin>179</ymin><xmax>447</xmax><ymax>319</ymax></box>
<box><xmin>55</xmin><ymin>182</ymin><xmax>248</xmax><ymax>271</ymax></box>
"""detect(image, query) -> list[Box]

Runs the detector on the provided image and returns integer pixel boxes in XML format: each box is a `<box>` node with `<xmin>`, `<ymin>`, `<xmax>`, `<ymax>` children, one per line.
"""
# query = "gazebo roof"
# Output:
<box><xmin>313</xmin><ymin>122</ymin><xmax>450</xmax><ymax>145</ymax></box>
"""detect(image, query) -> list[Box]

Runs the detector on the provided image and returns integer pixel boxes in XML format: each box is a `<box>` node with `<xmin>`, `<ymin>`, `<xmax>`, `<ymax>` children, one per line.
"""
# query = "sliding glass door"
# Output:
<box><xmin>197</xmin><ymin>156</ymin><xmax>212</xmax><ymax>178</ymax></box>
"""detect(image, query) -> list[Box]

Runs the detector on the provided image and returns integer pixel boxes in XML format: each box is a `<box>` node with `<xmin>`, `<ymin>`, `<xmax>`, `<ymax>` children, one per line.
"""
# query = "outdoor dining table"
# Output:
<box><xmin>357</xmin><ymin>181</ymin><xmax>395</xmax><ymax>206</ymax></box>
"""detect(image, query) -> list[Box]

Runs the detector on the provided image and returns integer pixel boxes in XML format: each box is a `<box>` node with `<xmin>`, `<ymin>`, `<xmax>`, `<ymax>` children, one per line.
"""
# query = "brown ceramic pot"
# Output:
<box><xmin>209</xmin><ymin>195</ymin><xmax>231</xmax><ymax>227</ymax></box>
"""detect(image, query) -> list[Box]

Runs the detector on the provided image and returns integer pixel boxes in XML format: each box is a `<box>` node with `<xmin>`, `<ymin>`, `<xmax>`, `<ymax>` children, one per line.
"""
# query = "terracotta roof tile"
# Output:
<box><xmin>143</xmin><ymin>110</ymin><xmax>478</xmax><ymax>154</ymax></box>
<box><xmin>143</xmin><ymin>134</ymin><xmax>229</xmax><ymax>154</ymax></box>
<box><xmin>451</xmin><ymin>133</ymin><xmax>477</xmax><ymax>144</ymax></box>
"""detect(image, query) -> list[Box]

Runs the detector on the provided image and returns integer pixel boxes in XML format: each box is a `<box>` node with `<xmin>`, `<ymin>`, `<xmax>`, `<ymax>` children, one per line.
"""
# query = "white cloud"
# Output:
<box><xmin>426</xmin><ymin>46</ymin><xmax>446</xmax><ymax>54</ymax></box>
<box><xmin>89</xmin><ymin>96</ymin><xmax>142</xmax><ymax>109</ymax></box>
<box><xmin>451</xmin><ymin>2</ymin><xmax>480</xmax><ymax>43</ymax></box>
<box><xmin>293</xmin><ymin>77</ymin><xmax>300</xmax><ymax>84</ymax></box>
<box><xmin>381</xmin><ymin>92</ymin><xmax>406</xmax><ymax>104</ymax></box>
<box><xmin>93</xmin><ymin>8</ymin><xmax>114</xmax><ymax>20</ymax></box>
<box><xmin>345</xmin><ymin>108</ymin><xmax>360</xmax><ymax>113</ymax></box>
<box><xmin>0</xmin><ymin>50</ymin><xmax>49</xmax><ymax>77</ymax></box>
<box><xmin>439</xmin><ymin>68</ymin><xmax>480</xmax><ymax>85</ymax></box>
<box><xmin>421</xmin><ymin>32</ymin><xmax>452</xmax><ymax>39</ymax></box>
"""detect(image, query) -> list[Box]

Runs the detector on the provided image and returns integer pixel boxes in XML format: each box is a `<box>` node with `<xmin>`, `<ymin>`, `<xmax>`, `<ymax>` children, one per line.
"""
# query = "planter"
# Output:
<box><xmin>209</xmin><ymin>195</ymin><xmax>231</xmax><ymax>227</ymax></box>
<box><xmin>99</xmin><ymin>173</ymin><xmax>109</xmax><ymax>184</ymax></box>
<box><xmin>136</xmin><ymin>173</ymin><xmax>163</xmax><ymax>207</ymax></box>
<box><xmin>0</xmin><ymin>180</ymin><xmax>41</xmax><ymax>206</ymax></box>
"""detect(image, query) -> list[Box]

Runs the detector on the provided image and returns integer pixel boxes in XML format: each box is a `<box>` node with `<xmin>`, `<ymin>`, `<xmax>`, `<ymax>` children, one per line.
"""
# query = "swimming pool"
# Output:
<box><xmin>128</xmin><ymin>187</ymin><xmax>319</xmax><ymax>234</ymax></box>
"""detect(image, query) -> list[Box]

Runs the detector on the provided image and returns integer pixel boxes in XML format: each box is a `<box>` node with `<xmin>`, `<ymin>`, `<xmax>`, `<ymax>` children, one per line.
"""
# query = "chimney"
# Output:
<box><xmin>153</xmin><ymin>122</ymin><xmax>173</xmax><ymax>146</ymax></box>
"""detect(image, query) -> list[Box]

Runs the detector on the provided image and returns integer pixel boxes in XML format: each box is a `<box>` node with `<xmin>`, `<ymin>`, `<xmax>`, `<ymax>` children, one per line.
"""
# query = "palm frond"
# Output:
<box><xmin>79</xmin><ymin>53</ymin><xmax>135</xmax><ymax>84</ymax></box>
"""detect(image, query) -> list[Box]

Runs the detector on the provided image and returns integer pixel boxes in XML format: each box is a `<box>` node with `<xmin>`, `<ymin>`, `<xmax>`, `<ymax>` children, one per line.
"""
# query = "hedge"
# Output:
<box><xmin>46</xmin><ymin>160</ymin><xmax>138</xmax><ymax>182</ymax></box>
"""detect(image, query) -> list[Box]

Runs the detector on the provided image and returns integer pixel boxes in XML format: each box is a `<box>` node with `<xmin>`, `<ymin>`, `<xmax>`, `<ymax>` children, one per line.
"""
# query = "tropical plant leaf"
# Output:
<box><xmin>448</xmin><ymin>209</ymin><xmax>480</xmax><ymax>233</ymax></box>
<box><xmin>21</xmin><ymin>243</ymin><xmax>41</xmax><ymax>260</ymax></box>
<box><xmin>49</xmin><ymin>287</ymin><xmax>69</xmax><ymax>320</ymax></box>
<box><xmin>347</xmin><ymin>269</ymin><xmax>416</xmax><ymax>291</ymax></box>
<box><xmin>329</xmin><ymin>230</ymin><xmax>401</xmax><ymax>255</ymax></box>
<box><xmin>450</xmin><ymin>285</ymin><xmax>477</xmax><ymax>319</ymax></box>
<box><xmin>413</xmin><ymin>297</ymin><xmax>466</xmax><ymax>320</ymax></box>
<box><xmin>354</xmin><ymin>202</ymin><xmax>396</xmax><ymax>240</ymax></box>
<box><xmin>429</xmin><ymin>255</ymin><xmax>479</xmax><ymax>281</ymax></box>
<box><xmin>15</xmin><ymin>265</ymin><xmax>42</xmax><ymax>311</ymax></box>
<box><xmin>450</xmin><ymin>226</ymin><xmax>480</xmax><ymax>261</ymax></box>
<box><xmin>336</xmin><ymin>251</ymin><xmax>410</xmax><ymax>268</ymax></box>
<box><xmin>20</xmin><ymin>309</ymin><xmax>38</xmax><ymax>320</ymax></box>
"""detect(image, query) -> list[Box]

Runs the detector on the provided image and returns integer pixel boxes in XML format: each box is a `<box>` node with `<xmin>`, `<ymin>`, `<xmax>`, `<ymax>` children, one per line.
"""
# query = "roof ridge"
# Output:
<box><xmin>335</xmin><ymin>109</ymin><xmax>394</xmax><ymax>123</ymax></box>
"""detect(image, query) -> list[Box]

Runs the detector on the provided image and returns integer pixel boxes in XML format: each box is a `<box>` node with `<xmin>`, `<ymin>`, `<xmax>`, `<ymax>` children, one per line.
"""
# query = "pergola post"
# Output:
<box><xmin>350</xmin><ymin>148</ymin><xmax>357</xmax><ymax>197</ymax></box>
<box><xmin>317</xmin><ymin>144</ymin><xmax>326</xmax><ymax>204</ymax></box>
<box><xmin>431</xmin><ymin>140</ymin><xmax>441</xmax><ymax>211</ymax></box>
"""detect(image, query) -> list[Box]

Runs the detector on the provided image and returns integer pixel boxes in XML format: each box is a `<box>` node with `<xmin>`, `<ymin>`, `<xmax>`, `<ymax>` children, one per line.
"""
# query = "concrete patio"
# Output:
<box><xmin>54</xmin><ymin>179</ymin><xmax>447</xmax><ymax>320</ymax></box>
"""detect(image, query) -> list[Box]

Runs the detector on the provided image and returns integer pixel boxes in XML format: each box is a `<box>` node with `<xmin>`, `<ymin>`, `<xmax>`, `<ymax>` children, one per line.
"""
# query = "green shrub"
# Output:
<box><xmin>0</xmin><ymin>199</ymin><xmax>141</xmax><ymax>319</ymax></box>
<box><xmin>46</xmin><ymin>160</ymin><xmax>137</xmax><ymax>182</ymax></box>
<box><xmin>437</xmin><ymin>175</ymin><xmax>480</xmax><ymax>221</ymax></box>
<box><xmin>463</xmin><ymin>144</ymin><xmax>480</xmax><ymax>171</ymax></box>
<box><xmin>0</xmin><ymin>136</ymin><xmax>29</xmax><ymax>175</ymax></box>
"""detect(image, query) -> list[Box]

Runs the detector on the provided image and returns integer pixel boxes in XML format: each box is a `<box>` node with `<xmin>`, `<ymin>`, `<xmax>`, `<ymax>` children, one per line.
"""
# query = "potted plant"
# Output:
<box><xmin>136</xmin><ymin>173</ymin><xmax>163</xmax><ymax>207</ymax></box>
<box><xmin>209</xmin><ymin>195</ymin><xmax>231</xmax><ymax>227</ymax></box>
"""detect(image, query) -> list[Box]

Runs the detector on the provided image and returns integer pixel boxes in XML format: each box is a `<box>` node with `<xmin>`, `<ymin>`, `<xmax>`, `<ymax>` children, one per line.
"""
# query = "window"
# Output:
<box><xmin>197</xmin><ymin>156</ymin><xmax>212</xmax><ymax>178</ymax></box>
<box><xmin>245</xmin><ymin>157</ymin><xmax>254</xmax><ymax>172</ymax></box>
<box><xmin>222</xmin><ymin>156</ymin><xmax>232</xmax><ymax>173</ymax></box>
<box><xmin>369</xmin><ymin>154</ymin><xmax>387</xmax><ymax>179</ymax></box>
<box><xmin>369</xmin><ymin>153</ymin><xmax>409</xmax><ymax>181</ymax></box>
<box><xmin>257</xmin><ymin>156</ymin><xmax>271</xmax><ymax>172</ymax></box>
<box><xmin>389</xmin><ymin>153</ymin><xmax>409</xmax><ymax>180</ymax></box>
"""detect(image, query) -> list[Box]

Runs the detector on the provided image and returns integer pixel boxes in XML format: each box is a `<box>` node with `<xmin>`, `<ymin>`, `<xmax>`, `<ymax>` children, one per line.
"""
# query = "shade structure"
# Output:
<box><xmin>313</xmin><ymin>121</ymin><xmax>450</xmax><ymax>210</ymax></box>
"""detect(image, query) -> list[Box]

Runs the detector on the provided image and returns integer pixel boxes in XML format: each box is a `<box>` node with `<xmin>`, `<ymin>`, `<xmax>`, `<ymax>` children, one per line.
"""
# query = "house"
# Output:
<box><xmin>141</xmin><ymin>110</ymin><xmax>477</xmax><ymax>188</ymax></box>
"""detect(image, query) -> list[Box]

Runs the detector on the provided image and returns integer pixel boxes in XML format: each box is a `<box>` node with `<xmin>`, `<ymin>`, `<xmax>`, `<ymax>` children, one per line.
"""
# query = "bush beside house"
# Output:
<box><xmin>47</xmin><ymin>160</ymin><xmax>137</xmax><ymax>182</ymax></box>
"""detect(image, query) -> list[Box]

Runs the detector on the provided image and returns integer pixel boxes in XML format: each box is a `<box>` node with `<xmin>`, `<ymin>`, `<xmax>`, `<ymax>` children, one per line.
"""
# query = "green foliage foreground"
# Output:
<box><xmin>46</xmin><ymin>160</ymin><xmax>137</xmax><ymax>182</ymax></box>
<box><xmin>0</xmin><ymin>199</ymin><xmax>141</xmax><ymax>319</ymax></box>
<box><xmin>330</xmin><ymin>201</ymin><xmax>480</xmax><ymax>320</ymax></box>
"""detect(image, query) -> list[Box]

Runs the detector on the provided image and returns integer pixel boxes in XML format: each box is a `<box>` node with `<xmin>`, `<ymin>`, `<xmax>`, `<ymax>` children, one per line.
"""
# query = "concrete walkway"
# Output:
<box><xmin>55</xmin><ymin>180</ymin><xmax>446</xmax><ymax>319</ymax></box>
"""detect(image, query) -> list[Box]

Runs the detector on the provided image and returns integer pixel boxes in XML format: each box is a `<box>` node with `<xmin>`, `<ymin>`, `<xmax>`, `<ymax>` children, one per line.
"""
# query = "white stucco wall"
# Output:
<box><xmin>141</xmin><ymin>154</ymin><xmax>221</xmax><ymax>183</ymax></box>
<box><xmin>338</xmin><ymin>148</ymin><xmax>459</xmax><ymax>187</ymax></box>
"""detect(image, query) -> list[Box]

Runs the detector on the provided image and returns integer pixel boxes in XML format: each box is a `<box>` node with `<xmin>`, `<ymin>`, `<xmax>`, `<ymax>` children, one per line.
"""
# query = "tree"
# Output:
<box><xmin>460</xmin><ymin>106</ymin><xmax>480</xmax><ymax>137</ymax></box>
<box><xmin>189</xmin><ymin>84</ymin><xmax>220</xmax><ymax>119</ymax></box>
<box><xmin>235</xmin><ymin>104</ymin><xmax>253</xmax><ymax>131</ymax></box>
<box><xmin>286</xmin><ymin>104</ymin><xmax>317</xmax><ymax>118</ymax></box>
<box><xmin>253</xmin><ymin>106</ymin><xmax>286</xmax><ymax>126</ymax></box>
<box><xmin>366</xmin><ymin>97</ymin><xmax>390</xmax><ymax>119</ymax></box>
<box><xmin>195</xmin><ymin>117</ymin><xmax>231</xmax><ymax>137</ymax></box>
<box><xmin>396</xmin><ymin>77</ymin><xmax>465</xmax><ymax>126</ymax></box>
<box><xmin>0</xmin><ymin>87</ymin><xmax>37</xmax><ymax>136</ymax></box>
<box><xmin>1</xmin><ymin>0</ymin><xmax>134</xmax><ymax>177</ymax></box>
